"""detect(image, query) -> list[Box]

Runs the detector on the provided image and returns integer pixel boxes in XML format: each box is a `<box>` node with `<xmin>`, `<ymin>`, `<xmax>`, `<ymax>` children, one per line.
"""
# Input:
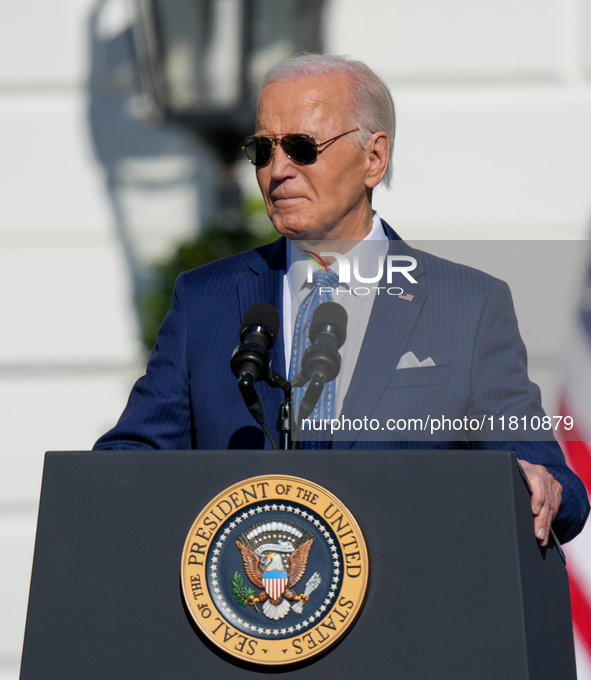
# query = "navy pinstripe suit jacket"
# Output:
<box><xmin>94</xmin><ymin>221</ymin><xmax>589</xmax><ymax>542</ymax></box>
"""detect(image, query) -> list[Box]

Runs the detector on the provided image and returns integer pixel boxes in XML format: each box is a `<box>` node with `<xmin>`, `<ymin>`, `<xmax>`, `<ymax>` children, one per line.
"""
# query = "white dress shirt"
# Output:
<box><xmin>283</xmin><ymin>211</ymin><xmax>389</xmax><ymax>417</ymax></box>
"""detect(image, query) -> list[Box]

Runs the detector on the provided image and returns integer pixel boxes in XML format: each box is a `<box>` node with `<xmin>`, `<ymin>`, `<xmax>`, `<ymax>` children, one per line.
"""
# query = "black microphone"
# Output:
<box><xmin>230</xmin><ymin>303</ymin><xmax>280</xmax><ymax>426</ymax></box>
<box><xmin>296</xmin><ymin>302</ymin><xmax>348</xmax><ymax>422</ymax></box>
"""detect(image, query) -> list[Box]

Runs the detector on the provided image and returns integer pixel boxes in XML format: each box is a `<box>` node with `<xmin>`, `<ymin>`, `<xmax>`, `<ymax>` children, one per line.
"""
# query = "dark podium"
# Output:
<box><xmin>20</xmin><ymin>450</ymin><xmax>576</xmax><ymax>679</ymax></box>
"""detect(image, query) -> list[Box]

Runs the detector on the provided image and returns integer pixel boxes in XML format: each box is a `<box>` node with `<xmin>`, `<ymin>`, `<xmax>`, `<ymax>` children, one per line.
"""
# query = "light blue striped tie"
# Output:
<box><xmin>290</xmin><ymin>268</ymin><xmax>340</xmax><ymax>445</ymax></box>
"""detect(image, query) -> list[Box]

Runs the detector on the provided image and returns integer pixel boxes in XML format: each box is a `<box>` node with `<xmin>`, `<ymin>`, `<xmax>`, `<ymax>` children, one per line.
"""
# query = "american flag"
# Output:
<box><xmin>561</xmin><ymin>255</ymin><xmax>591</xmax><ymax>678</ymax></box>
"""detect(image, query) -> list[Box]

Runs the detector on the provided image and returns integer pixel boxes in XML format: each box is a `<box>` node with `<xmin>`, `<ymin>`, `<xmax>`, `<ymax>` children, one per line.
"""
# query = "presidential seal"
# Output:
<box><xmin>180</xmin><ymin>474</ymin><xmax>368</xmax><ymax>665</ymax></box>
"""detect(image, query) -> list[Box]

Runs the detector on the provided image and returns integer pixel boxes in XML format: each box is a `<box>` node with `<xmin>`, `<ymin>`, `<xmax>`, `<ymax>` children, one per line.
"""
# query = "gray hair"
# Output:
<box><xmin>257</xmin><ymin>54</ymin><xmax>395</xmax><ymax>188</ymax></box>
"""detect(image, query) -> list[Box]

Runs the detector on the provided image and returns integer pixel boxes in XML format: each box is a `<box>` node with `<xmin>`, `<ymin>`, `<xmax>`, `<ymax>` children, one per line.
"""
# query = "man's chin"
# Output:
<box><xmin>270</xmin><ymin>219</ymin><xmax>325</xmax><ymax>241</ymax></box>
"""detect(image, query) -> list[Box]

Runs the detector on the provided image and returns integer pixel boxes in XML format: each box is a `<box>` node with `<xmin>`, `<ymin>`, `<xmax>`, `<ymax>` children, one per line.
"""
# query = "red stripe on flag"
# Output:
<box><xmin>559</xmin><ymin>394</ymin><xmax>591</xmax><ymax>661</ymax></box>
<box><xmin>559</xmin><ymin>396</ymin><xmax>591</xmax><ymax>493</ymax></box>
<box><xmin>568</xmin><ymin>565</ymin><xmax>591</xmax><ymax>657</ymax></box>
<box><xmin>563</xmin><ymin>440</ymin><xmax>591</xmax><ymax>494</ymax></box>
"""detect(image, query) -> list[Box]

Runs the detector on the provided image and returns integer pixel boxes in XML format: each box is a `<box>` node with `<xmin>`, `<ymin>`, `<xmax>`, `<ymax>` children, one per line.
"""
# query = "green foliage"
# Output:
<box><xmin>232</xmin><ymin>571</ymin><xmax>255</xmax><ymax>606</ymax></box>
<box><xmin>138</xmin><ymin>197</ymin><xmax>276</xmax><ymax>352</ymax></box>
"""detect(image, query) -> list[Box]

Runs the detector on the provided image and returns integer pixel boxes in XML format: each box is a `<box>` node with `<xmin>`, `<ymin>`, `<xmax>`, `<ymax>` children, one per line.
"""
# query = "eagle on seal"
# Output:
<box><xmin>235</xmin><ymin>538</ymin><xmax>314</xmax><ymax>620</ymax></box>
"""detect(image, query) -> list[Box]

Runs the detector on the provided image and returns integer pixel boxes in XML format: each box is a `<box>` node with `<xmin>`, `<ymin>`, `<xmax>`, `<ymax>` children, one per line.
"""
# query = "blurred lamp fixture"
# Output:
<box><xmin>133</xmin><ymin>0</ymin><xmax>324</xmax><ymax>162</ymax></box>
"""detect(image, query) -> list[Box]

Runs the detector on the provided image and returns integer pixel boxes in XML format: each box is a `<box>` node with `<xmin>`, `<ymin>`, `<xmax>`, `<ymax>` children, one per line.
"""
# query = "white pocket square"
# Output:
<box><xmin>396</xmin><ymin>351</ymin><xmax>436</xmax><ymax>369</ymax></box>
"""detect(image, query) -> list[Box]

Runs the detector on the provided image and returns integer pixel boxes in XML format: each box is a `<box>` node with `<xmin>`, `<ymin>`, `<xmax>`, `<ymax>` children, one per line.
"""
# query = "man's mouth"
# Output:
<box><xmin>272</xmin><ymin>196</ymin><xmax>305</xmax><ymax>203</ymax></box>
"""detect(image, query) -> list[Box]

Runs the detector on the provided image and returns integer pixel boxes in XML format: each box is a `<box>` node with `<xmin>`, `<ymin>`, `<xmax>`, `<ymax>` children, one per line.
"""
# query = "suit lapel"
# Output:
<box><xmin>334</xmin><ymin>231</ymin><xmax>428</xmax><ymax>448</ymax></box>
<box><xmin>236</xmin><ymin>238</ymin><xmax>287</xmax><ymax>426</ymax></box>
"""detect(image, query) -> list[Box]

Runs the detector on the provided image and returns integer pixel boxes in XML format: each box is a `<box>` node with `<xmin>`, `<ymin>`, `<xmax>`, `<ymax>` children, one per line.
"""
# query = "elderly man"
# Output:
<box><xmin>95</xmin><ymin>54</ymin><xmax>589</xmax><ymax>545</ymax></box>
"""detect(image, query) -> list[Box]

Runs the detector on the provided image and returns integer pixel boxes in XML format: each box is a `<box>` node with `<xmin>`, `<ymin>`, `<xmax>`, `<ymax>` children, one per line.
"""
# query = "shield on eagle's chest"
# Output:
<box><xmin>263</xmin><ymin>570</ymin><xmax>288</xmax><ymax>599</ymax></box>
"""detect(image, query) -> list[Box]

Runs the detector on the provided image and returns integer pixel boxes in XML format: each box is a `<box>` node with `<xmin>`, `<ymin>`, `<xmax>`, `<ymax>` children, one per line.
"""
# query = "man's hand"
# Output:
<box><xmin>518</xmin><ymin>460</ymin><xmax>563</xmax><ymax>546</ymax></box>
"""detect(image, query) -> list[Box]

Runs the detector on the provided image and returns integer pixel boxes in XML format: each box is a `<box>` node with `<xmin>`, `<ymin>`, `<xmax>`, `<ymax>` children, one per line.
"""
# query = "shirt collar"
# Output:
<box><xmin>286</xmin><ymin>211</ymin><xmax>388</xmax><ymax>300</ymax></box>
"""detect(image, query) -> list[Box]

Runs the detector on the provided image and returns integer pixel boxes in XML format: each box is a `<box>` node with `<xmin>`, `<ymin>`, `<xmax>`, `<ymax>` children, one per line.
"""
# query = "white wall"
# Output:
<box><xmin>326</xmin><ymin>0</ymin><xmax>591</xmax><ymax>241</ymax></box>
<box><xmin>2</xmin><ymin>1</ymin><xmax>591</xmax><ymax>678</ymax></box>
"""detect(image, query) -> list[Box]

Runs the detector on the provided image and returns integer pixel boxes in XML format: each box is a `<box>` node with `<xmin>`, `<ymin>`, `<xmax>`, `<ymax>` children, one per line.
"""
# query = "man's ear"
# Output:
<box><xmin>365</xmin><ymin>132</ymin><xmax>391</xmax><ymax>189</ymax></box>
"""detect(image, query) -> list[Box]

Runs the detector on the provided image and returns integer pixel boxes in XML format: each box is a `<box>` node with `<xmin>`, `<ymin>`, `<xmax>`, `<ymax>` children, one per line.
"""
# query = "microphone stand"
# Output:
<box><xmin>266</xmin><ymin>371</ymin><xmax>292</xmax><ymax>450</ymax></box>
<box><xmin>288</xmin><ymin>371</ymin><xmax>317</xmax><ymax>448</ymax></box>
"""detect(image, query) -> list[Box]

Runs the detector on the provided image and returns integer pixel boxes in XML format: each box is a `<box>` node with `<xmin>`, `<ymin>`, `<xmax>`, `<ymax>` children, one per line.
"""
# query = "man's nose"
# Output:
<box><xmin>269</xmin><ymin>140</ymin><xmax>297</xmax><ymax>180</ymax></box>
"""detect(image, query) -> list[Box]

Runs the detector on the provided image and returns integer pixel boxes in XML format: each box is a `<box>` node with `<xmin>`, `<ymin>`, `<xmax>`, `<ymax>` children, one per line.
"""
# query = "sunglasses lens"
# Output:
<box><xmin>243</xmin><ymin>134</ymin><xmax>318</xmax><ymax>166</ymax></box>
<box><xmin>244</xmin><ymin>137</ymin><xmax>274</xmax><ymax>166</ymax></box>
<box><xmin>281</xmin><ymin>135</ymin><xmax>317</xmax><ymax>165</ymax></box>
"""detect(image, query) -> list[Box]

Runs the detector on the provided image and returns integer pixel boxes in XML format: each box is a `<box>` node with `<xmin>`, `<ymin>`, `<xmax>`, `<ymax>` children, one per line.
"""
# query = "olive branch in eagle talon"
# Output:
<box><xmin>234</xmin><ymin>538</ymin><xmax>315</xmax><ymax>619</ymax></box>
<box><xmin>231</xmin><ymin>572</ymin><xmax>258</xmax><ymax>610</ymax></box>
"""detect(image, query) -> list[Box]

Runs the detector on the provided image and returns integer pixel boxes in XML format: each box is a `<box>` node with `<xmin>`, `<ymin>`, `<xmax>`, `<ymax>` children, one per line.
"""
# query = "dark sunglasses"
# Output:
<box><xmin>242</xmin><ymin>128</ymin><xmax>360</xmax><ymax>167</ymax></box>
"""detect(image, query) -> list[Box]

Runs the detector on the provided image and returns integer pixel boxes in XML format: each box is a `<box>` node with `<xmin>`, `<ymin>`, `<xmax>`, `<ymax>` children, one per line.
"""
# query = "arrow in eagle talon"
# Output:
<box><xmin>292</xmin><ymin>572</ymin><xmax>321</xmax><ymax>614</ymax></box>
